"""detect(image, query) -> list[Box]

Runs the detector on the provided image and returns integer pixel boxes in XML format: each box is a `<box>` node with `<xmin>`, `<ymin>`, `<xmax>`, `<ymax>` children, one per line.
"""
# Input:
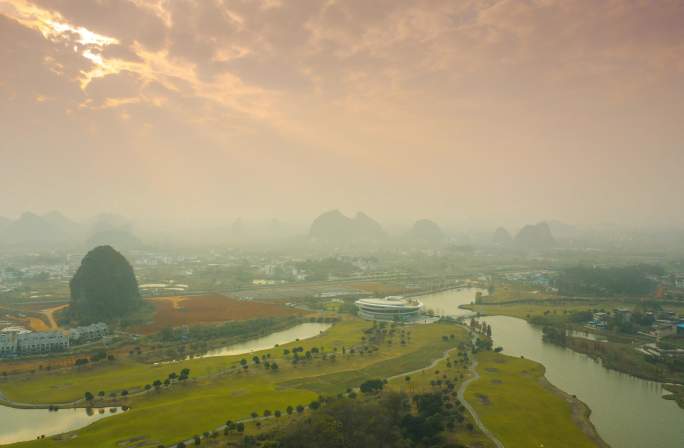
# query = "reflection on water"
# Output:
<box><xmin>482</xmin><ymin>315</ymin><xmax>684</xmax><ymax>448</ymax></box>
<box><xmin>0</xmin><ymin>406</ymin><xmax>121</xmax><ymax>445</ymax></box>
<box><xmin>569</xmin><ymin>329</ymin><xmax>608</xmax><ymax>341</ymax></box>
<box><xmin>189</xmin><ymin>322</ymin><xmax>332</xmax><ymax>359</ymax></box>
<box><xmin>416</xmin><ymin>288</ymin><xmax>485</xmax><ymax>318</ymax></box>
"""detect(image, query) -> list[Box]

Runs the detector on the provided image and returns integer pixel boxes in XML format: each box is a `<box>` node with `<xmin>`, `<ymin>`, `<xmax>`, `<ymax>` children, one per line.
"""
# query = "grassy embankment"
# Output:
<box><xmin>465</xmin><ymin>351</ymin><xmax>608</xmax><ymax>448</ymax></box>
<box><xmin>466</xmin><ymin>300</ymin><xmax>684</xmax><ymax>404</ymax></box>
<box><xmin>4</xmin><ymin>319</ymin><xmax>467</xmax><ymax>447</ymax></box>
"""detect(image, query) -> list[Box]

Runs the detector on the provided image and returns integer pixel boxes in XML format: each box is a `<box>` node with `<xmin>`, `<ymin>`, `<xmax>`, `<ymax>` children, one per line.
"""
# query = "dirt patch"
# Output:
<box><xmin>484</xmin><ymin>367</ymin><xmax>499</xmax><ymax>373</ymax></box>
<box><xmin>27</xmin><ymin>317</ymin><xmax>50</xmax><ymax>331</ymax></box>
<box><xmin>131</xmin><ymin>294</ymin><xmax>302</xmax><ymax>335</ymax></box>
<box><xmin>476</xmin><ymin>393</ymin><xmax>491</xmax><ymax>405</ymax></box>
<box><xmin>491</xmin><ymin>379</ymin><xmax>503</xmax><ymax>384</ymax></box>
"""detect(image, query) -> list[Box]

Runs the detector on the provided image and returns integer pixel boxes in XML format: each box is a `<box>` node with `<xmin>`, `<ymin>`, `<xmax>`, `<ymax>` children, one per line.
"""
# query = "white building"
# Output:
<box><xmin>355</xmin><ymin>296</ymin><xmax>424</xmax><ymax>322</ymax></box>
<box><xmin>0</xmin><ymin>322</ymin><xmax>108</xmax><ymax>356</ymax></box>
<box><xmin>0</xmin><ymin>331</ymin><xmax>18</xmax><ymax>355</ymax></box>
<box><xmin>69</xmin><ymin>322</ymin><xmax>108</xmax><ymax>343</ymax></box>
<box><xmin>16</xmin><ymin>330</ymin><xmax>69</xmax><ymax>353</ymax></box>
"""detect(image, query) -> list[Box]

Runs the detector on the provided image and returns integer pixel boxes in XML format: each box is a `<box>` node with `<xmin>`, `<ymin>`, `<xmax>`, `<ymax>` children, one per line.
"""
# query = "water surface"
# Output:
<box><xmin>482</xmin><ymin>315</ymin><xmax>684</xmax><ymax>448</ymax></box>
<box><xmin>0</xmin><ymin>407</ymin><xmax>119</xmax><ymax>445</ymax></box>
<box><xmin>416</xmin><ymin>287</ymin><xmax>486</xmax><ymax>318</ymax></box>
<box><xmin>190</xmin><ymin>322</ymin><xmax>332</xmax><ymax>359</ymax></box>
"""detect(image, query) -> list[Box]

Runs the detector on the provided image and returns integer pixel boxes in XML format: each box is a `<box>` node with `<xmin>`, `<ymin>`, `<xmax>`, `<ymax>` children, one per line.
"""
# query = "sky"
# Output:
<box><xmin>1</xmin><ymin>0</ymin><xmax>683</xmax><ymax>230</ymax></box>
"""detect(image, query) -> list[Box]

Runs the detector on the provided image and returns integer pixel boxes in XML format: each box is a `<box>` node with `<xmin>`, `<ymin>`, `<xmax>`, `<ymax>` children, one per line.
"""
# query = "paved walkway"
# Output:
<box><xmin>457</xmin><ymin>357</ymin><xmax>505</xmax><ymax>448</ymax></box>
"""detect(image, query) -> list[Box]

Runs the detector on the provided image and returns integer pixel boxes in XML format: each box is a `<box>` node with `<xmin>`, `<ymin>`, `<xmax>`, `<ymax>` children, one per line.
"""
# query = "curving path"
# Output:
<box><xmin>457</xmin><ymin>357</ymin><xmax>504</xmax><ymax>448</ymax></box>
<box><xmin>385</xmin><ymin>347</ymin><xmax>455</xmax><ymax>382</ymax></box>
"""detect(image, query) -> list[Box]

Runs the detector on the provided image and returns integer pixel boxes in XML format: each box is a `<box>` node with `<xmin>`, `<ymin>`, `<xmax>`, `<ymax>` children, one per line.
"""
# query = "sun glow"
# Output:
<box><xmin>1</xmin><ymin>0</ymin><xmax>118</xmax><ymax>88</ymax></box>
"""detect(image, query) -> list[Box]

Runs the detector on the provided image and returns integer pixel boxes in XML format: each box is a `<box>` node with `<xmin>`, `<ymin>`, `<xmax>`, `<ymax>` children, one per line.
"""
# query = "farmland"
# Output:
<box><xmin>131</xmin><ymin>294</ymin><xmax>302</xmax><ymax>334</ymax></box>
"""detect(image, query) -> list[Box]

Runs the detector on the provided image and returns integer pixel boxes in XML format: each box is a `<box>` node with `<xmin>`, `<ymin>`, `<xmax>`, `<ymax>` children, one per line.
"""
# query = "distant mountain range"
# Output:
<box><xmin>308</xmin><ymin>211</ymin><xmax>450</xmax><ymax>246</ymax></box>
<box><xmin>0</xmin><ymin>212</ymin><xmax>143</xmax><ymax>249</ymax></box>
<box><xmin>491</xmin><ymin>222</ymin><xmax>556</xmax><ymax>249</ymax></box>
<box><xmin>407</xmin><ymin>219</ymin><xmax>446</xmax><ymax>244</ymax></box>
<box><xmin>492</xmin><ymin>227</ymin><xmax>513</xmax><ymax>246</ymax></box>
<box><xmin>309</xmin><ymin>210</ymin><xmax>386</xmax><ymax>243</ymax></box>
<box><xmin>515</xmin><ymin>222</ymin><xmax>556</xmax><ymax>249</ymax></box>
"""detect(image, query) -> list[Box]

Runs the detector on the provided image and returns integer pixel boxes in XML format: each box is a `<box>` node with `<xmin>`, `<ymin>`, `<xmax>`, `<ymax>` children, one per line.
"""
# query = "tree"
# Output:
<box><xmin>153</xmin><ymin>379</ymin><xmax>162</xmax><ymax>389</ymax></box>
<box><xmin>296</xmin><ymin>404</ymin><xmax>305</xmax><ymax>414</ymax></box>
<box><xmin>275</xmin><ymin>410</ymin><xmax>282</xmax><ymax>418</ymax></box>
<box><xmin>360</xmin><ymin>379</ymin><xmax>384</xmax><ymax>394</ymax></box>
<box><xmin>69</xmin><ymin>246</ymin><xmax>141</xmax><ymax>323</ymax></box>
<box><xmin>84</xmin><ymin>391</ymin><xmax>94</xmax><ymax>401</ymax></box>
<box><xmin>309</xmin><ymin>400</ymin><xmax>320</xmax><ymax>410</ymax></box>
<box><xmin>236</xmin><ymin>422</ymin><xmax>245</xmax><ymax>432</ymax></box>
<box><xmin>264</xmin><ymin>409</ymin><xmax>272</xmax><ymax>417</ymax></box>
<box><xmin>286</xmin><ymin>405</ymin><xmax>294</xmax><ymax>415</ymax></box>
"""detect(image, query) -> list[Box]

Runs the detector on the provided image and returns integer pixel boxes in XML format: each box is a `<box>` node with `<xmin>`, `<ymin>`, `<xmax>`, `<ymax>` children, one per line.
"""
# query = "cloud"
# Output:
<box><xmin>1</xmin><ymin>0</ymin><xmax>683</xmax><ymax>225</ymax></box>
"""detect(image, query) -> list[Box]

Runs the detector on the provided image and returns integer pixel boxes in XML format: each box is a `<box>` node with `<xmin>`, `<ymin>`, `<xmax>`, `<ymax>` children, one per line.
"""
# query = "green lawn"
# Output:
<box><xmin>465</xmin><ymin>351</ymin><xmax>601</xmax><ymax>448</ymax></box>
<box><xmin>10</xmin><ymin>379</ymin><xmax>315</xmax><ymax>448</ymax></box>
<box><xmin>4</xmin><ymin>319</ymin><xmax>468</xmax><ymax>447</ymax></box>
<box><xmin>466</xmin><ymin>300</ymin><xmax>628</xmax><ymax>320</ymax></box>
<box><xmin>0</xmin><ymin>319</ymin><xmax>371</xmax><ymax>404</ymax></box>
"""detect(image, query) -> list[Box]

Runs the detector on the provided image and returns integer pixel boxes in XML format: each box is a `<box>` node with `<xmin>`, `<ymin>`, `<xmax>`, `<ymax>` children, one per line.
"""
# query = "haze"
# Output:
<box><xmin>1</xmin><ymin>0</ymin><xmax>683</xmax><ymax>231</ymax></box>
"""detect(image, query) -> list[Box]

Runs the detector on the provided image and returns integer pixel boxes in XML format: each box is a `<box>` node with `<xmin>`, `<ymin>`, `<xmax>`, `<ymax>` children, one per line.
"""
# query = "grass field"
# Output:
<box><xmin>465</xmin><ymin>351</ymin><xmax>603</xmax><ymax>448</ymax></box>
<box><xmin>131</xmin><ymin>293</ymin><xmax>301</xmax><ymax>334</ymax></box>
<box><xmin>466</xmin><ymin>300</ymin><xmax>629</xmax><ymax>320</ymax></box>
<box><xmin>480</xmin><ymin>284</ymin><xmax>557</xmax><ymax>304</ymax></box>
<box><xmin>3</xmin><ymin>319</ymin><xmax>470</xmax><ymax>447</ymax></box>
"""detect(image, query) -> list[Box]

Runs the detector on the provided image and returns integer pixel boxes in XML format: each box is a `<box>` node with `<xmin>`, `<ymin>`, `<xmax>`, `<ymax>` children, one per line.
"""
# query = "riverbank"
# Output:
<box><xmin>465</xmin><ymin>351</ymin><xmax>609</xmax><ymax>448</ymax></box>
<box><xmin>465</xmin><ymin>302</ymin><xmax>684</xmax><ymax>409</ymax></box>
<box><xmin>663</xmin><ymin>384</ymin><xmax>684</xmax><ymax>408</ymax></box>
<box><xmin>479</xmin><ymin>314</ymin><xmax>684</xmax><ymax>448</ymax></box>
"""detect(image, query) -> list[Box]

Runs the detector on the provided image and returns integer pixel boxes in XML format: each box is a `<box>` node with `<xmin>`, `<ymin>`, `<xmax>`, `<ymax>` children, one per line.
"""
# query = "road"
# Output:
<box><xmin>42</xmin><ymin>304</ymin><xmax>68</xmax><ymax>329</ymax></box>
<box><xmin>457</xmin><ymin>357</ymin><xmax>505</xmax><ymax>448</ymax></box>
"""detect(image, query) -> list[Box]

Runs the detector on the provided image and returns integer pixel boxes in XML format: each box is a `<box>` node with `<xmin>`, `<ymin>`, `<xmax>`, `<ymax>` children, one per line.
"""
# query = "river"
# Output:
<box><xmin>0</xmin><ymin>407</ymin><xmax>123</xmax><ymax>445</ymax></box>
<box><xmin>414</xmin><ymin>288</ymin><xmax>684</xmax><ymax>448</ymax></box>
<box><xmin>189</xmin><ymin>322</ymin><xmax>332</xmax><ymax>359</ymax></box>
<box><xmin>416</xmin><ymin>287</ymin><xmax>486</xmax><ymax>318</ymax></box>
<box><xmin>482</xmin><ymin>315</ymin><xmax>684</xmax><ymax>448</ymax></box>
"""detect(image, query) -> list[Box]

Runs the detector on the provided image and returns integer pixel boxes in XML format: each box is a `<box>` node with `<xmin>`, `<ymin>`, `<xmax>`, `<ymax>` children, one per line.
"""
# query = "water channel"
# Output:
<box><xmin>415</xmin><ymin>288</ymin><xmax>684</xmax><ymax>448</ymax></box>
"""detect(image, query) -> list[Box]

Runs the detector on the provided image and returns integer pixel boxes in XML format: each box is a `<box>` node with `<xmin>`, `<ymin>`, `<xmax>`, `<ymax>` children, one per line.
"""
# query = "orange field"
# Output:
<box><xmin>132</xmin><ymin>294</ymin><xmax>302</xmax><ymax>335</ymax></box>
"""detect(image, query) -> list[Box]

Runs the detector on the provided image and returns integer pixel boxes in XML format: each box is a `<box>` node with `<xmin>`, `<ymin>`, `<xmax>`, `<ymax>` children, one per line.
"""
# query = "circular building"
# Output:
<box><xmin>355</xmin><ymin>296</ymin><xmax>424</xmax><ymax>322</ymax></box>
